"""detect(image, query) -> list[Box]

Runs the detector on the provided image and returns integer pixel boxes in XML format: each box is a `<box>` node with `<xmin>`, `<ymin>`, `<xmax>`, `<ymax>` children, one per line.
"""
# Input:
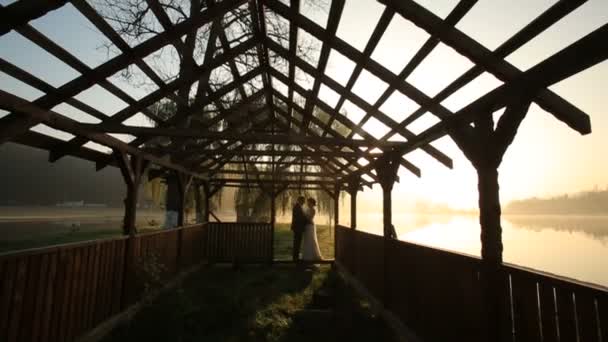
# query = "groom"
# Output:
<box><xmin>291</xmin><ymin>196</ymin><xmax>308</xmax><ymax>263</ymax></box>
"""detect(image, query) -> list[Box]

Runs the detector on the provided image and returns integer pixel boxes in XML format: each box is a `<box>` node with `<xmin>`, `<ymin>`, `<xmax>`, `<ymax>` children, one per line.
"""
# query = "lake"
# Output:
<box><xmin>353</xmin><ymin>212</ymin><xmax>608</xmax><ymax>288</ymax></box>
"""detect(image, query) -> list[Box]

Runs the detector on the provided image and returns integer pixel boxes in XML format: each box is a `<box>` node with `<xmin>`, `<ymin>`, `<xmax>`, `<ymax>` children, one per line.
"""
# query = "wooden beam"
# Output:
<box><xmin>266</xmin><ymin>37</ymin><xmax>454</xmax><ymax>170</ymax></box>
<box><xmin>301</xmin><ymin>0</ymin><xmax>345</xmax><ymax>129</ymax></box>
<box><xmin>346</xmin><ymin>23</ymin><xmax>607</xmax><ymax>181</ymax></box>
<box><xmin>0</xmin><ymin>0</ymin><xmax>68</xmax><ymax>36</ymax></box>
<box><xmin>77</xmin><ymin>123</ymin><xmax>412</xmax><ymax>149</ymax></box>
<box><xmin>388</xmin><ymin>0</ymin><xmax>587</xmax><ymax>131</ymax></box>
<box><xmin>0</xmin><ymin>0</ymin><xmax>247</xmax><ymax>145</ymax></box>
<box><xmin>268</xmin><ymin>68</ymin><xmax>422</xmax><ymax>178</ymax></box>
<box><xmin>0</xmin><ymin>89</ymin><xmax>206</xmax><ymax>179</ymax></box>
<box><xmin>210</xmin><ymin>178</ymin><xmax>348</xmax><ymax>186</ymax></box>
<box><xmin>379</xmin><ymin>0</ymin><xmax>592</xmax><ymax>134</ymax></box>
<box><xmin>209</xmin><ymin>169</ymin><xmax>337</xmax><ymax>178</ymax></box>
<box><xmin>159</xmin><ymin>148</ymin><xmax>379</xmax><ymax>159</ymax></box>
<box><xmin>266</xmin><ymin>0</ymin><xmax>452</xmax><ymax>170</ymax></box>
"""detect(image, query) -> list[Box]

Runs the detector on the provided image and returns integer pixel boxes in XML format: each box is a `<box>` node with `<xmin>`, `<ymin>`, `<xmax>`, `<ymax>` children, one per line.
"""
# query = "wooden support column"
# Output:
<box><xmin>450</xmin><ymin>99</ymin><xmax>532</xmax><ymax>341</ymax></box>
<box><xmin>375</xmin><ymin>153</ymin><xmax>400</xmax><ymax>239</ymax></box>
<box><xmin>333</xmin><ymin>183</ymin><xmax>340</xmax><ymax>228</ymax></box>
<box><xmin>193</xmin><ymin>182</ymin><xmax>204</xmax><ymax>224</ymax></box>
<box><xmin>260</xmin><ymin>183</ymin><xmax>287</xmax><ymax>263</ymax></box>
<box><xmin>176</xmin><ymin>172</ymin><xmax>193</xmax><ymax>227</ymax></box>
<box><xmin>374</xmin><ymin>151</ymin><xmax>400</xmax><ymax>305</ymax></box>
<box><xmin>347</xmin><ymin>178</ymin><xmax>360</xmax><ymax>229</ymax></box>
<box><xmin>113</xmin><ymin>150</ymin><xmax>148</xmax><ymax>309</ymax></box>
<box><xmin>114</xmin><ymin>150</ymin><xmax>149</xmax><ymax>235</ymax></box>
<box><xmin>333</xmin><ymin>182</ymin><xmax>340</xmax><ymax>260</ymax></box>
<box><xmin>202</xmin><ymin>181</ymin><xmax>210</xmax><ymax>223</ymax></box>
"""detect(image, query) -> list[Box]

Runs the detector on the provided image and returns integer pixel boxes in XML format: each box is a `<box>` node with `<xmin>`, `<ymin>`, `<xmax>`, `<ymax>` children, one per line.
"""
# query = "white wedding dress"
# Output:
<box><xmin>301</xmin><ymin>206</ymin><xmax>324</xmax><ymax>261</ymax></box>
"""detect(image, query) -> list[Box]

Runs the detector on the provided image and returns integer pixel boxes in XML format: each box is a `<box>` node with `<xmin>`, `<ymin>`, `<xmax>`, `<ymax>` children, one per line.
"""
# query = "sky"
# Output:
<box><xmin>0</xmin><ymin>0</ymin><xmax>607</xmax><ymax>211</ymax></box>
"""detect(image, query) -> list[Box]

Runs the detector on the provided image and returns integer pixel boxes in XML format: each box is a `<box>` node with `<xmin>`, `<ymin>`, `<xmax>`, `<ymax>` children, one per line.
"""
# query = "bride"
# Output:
<box><xmin>301</xmin><ymin>198</ymin><xmax>324</xmax><ymax>261</ymax></box>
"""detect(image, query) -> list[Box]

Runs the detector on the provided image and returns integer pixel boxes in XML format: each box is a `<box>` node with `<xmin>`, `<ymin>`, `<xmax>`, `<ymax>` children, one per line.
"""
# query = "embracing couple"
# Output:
<box><xmin>291</xmin><ymin>196</ymin><xmax>324</xmax><ymax>263</ymax></box>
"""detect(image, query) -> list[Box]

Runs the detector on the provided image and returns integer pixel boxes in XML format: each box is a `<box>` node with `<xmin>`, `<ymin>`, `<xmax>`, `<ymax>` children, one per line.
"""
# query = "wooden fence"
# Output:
<box><xmin>204</xmin><ymin>222</ymin><xmax>273</xmax><ymax>263</ymax></box>
<box><xmin>335</xmin><ymin>225</ymin><xmax>608</xmax><ymax>342</ymax></box>
<box><xmin>0</xmin><ymin>221</ymin><xmax>273</xmax><ymax>342</ymax></box>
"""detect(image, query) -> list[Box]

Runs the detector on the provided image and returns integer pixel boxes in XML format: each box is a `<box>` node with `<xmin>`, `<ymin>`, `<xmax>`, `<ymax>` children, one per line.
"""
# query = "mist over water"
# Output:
<box><xmin>354</xmin><ymin>213</ymin><xmax>608</xmax><ymax>288</ymax></box>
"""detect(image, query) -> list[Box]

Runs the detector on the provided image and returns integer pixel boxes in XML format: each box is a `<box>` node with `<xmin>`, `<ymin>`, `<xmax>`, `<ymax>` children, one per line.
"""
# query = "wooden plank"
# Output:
<box><xmin>7</xmin><ymin>257</ymin><xmax>28</xmax><ymax>342</ymax></box>
<box><xmin>555</xmin><ymin>287</ymin><xmax>577</xmax><ymax>342</ymax></box>
<box><xmin>0</xmin><ymin>0</ymin><xmax>247</xmax><ymax>143</ymax></box>
<box><xmin>18</xmin><ymin>254</ymin><xmax>41</xmax><ymax>342</ymax></box>
<box><xmin>379</xmin><ymin>0</ymin><xmax>592</xmax><ymax>135</ymax></box>
<box><xmin>538</xmin><ymin>282</ymin><xmax>558</xmax><ymax>342</ymax></box>
<box><xmin>37</xmin><ymin>252</ymin><xmax>58</xmax><ymax>342</ymax></box>
<box><xmin>575</xmin><ymin>291</ymin><xmax>600</xmax><ymax>342</ymax></box>
<box><xmin>111</xmin><ymin>240</ymin><xmax>125</xmax><ymax>315</ymax></box>
<box><xmin>0</xmin><ymin>259</ymin><xmax>16</xmax><ymax>341</ymax></box>
<box><xmin>0</xmin><ymin>0</ymin><xmax>68</xmax><ymax>35</ymax></box>
<box><xmin>53</xmin><ymin>249</ymin><xmax>70</xmax><ymax>341</ymax></box>
<box><xmin>64</xmin><ymin>247</ymin><xmax>82</xmax><ymax>341</ymax></box>
<box><xmin>76</xmin><ymin>247</ymin><xmax>91</xmax><ymax>338</ymax></box>
<box><xmin>29</xmin><ymin>253</ymin><xmax>50</xmax><ymax>342</ymax></box>
<box><xmin>94</xmin><ymin>242</ymin><xmax>108</xmax><ymax>323</ymax></box>
<box><xmin>599</xmin><ymin>295</ymin><xmax>608</xmax><ymax>342</ymax></box>
<box><xmin>84</xmin><ymin>242</ymin><xmax>101</xmax><ymax>332</ymax></box>
<box><xmin>511</xmin><ymin>272</ymin><xmax>542</xmax><ymax>341</ymax></box>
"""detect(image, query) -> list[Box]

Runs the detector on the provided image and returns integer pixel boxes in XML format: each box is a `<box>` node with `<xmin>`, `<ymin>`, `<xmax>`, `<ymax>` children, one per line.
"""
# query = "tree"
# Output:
<box><xmin>95</xmin><ymin>0</ymin><xmax>327</xmax><ymax>223</ymax></box>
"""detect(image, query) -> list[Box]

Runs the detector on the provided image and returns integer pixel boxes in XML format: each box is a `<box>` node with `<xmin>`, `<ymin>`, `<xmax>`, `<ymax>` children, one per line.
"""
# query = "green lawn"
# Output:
<box><xmin>103</xmin><ymin>265</ymin><xmax>395</xmax><ymax>342</ymax></box>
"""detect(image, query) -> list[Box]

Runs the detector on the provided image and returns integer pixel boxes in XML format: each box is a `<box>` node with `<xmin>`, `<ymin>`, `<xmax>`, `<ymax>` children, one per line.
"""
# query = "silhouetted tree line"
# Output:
<box><xmin>0</xmin><ymin>143</ymin><xmax>125</xmax><ymax>206</ymax></box>
<box><xmin>505</xmin><ymin>188</ymin><xmax>608</xmax><ymax>215</ymax></box>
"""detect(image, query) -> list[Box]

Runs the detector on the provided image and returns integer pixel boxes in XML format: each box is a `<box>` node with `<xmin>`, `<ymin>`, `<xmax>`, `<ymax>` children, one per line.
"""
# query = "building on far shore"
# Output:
<box><xmin>55</xmin><ymin>201</ymin><xmax>108</xmax><ymax>208</ymax></box>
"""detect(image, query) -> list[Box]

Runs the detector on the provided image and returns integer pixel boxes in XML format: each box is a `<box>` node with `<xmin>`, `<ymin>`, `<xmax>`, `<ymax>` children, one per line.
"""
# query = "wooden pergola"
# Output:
<box><xmin>1</xmin><ymin>0</ymin><xmax>607</xmax><ymax>341</ymax></box>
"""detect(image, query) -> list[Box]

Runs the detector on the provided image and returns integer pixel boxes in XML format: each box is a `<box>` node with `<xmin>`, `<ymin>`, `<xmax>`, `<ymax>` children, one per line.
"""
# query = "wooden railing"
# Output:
<box><xmin>335</xmin><ymin>225</ymin><xmax>608</xmax><ymax>342</ymax></box>
<box><xmin>204</xmin><ymin>222</ymin><xmax>273</xmax><ymax>263</ymax></box>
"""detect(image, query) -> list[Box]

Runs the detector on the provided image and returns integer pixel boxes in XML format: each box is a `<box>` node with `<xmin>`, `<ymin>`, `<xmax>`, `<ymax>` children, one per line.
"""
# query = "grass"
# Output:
<box><xmin>102</xmin><ymin>265</ymin><xmax>395</xmax><ymax>342</ymax></box>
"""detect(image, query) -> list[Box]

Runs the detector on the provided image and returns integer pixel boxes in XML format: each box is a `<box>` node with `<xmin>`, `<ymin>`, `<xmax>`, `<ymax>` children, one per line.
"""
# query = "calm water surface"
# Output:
<box><xmin>355</xmin><ymin>213</ymin><xmax>608</xmax><ymax>288</ymax></box>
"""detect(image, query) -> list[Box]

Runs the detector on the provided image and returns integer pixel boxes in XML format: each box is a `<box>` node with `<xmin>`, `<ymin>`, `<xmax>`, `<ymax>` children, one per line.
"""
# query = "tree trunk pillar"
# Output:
<box><xmin>375</xmin><ymin>152</ymin><xmax>400</xmax><ymax>306</ymax></box>
<box><xmin>477</xmin><ymin>165</ymin><xmax>508</xmax><ymax>341</ymax></box>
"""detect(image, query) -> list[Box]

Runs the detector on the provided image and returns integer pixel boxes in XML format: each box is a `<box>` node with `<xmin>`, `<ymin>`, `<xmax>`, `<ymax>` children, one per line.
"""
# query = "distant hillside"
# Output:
<box><xmin>505</xmin><ymin>189</ymin><xmax>608</xmax><ymax>215</ymax></box>
<box><xmin>0</xmin><ymin>143</ymin><xmax>125</xmax><ymax>206</ymax></box>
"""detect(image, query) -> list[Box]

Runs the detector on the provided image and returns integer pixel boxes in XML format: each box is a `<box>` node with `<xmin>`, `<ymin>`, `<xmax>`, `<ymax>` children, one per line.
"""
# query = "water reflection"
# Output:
<box><xmin>355</xmin><ymin>213</ymin><xmax>608</xmax><ymax>288</ymax></box>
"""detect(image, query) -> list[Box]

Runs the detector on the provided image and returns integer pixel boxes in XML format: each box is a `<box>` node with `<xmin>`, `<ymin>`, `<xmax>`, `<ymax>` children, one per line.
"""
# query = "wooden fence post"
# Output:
<box><xmin>114</xmin><ymin>151</ymin><xmax>148</xmax><ymax>309</ymax></box>
<box><xmin>375</xmin><ymin>151</ymin><xmax>400</xmax><ymax>306</ymax></box>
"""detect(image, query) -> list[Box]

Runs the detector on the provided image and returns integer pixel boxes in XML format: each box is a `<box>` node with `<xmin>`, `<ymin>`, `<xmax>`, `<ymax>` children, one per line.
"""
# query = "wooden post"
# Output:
<box><xmin>374</xmin><ymin>152</ymin><xmax>400</xmax><ymax>306</ymax></box>
<box><xmin>333</xmin><ymin>183</ymin><xmax>340</xmax><ymax>260</ymax></box>
<box><xmin>175</xmin><ymin>172</ymin><xmax>192</xmax><ymax>270</ymax></box>
<box><xmin>448</xmin><ymin>99</ymin><xmax>531</xmax><ymax>341</ymax></box>
<box><xmin>114</xmin><ymin>151</ymin><xmax>149</xmax><ymax>235</ymax></box>
<box><xmin>113</xmin><ymin>151</ymin><xmax>148</xmax><ymax>309</ymax></box>
<box><xmin>202</xmin><ymin>181</ymin><xmax>210</xmax><ymax>222</ymax></box>
<box><xmin>193</xmin><ymin>182</ymin><xmax>203</xmax><ymax>224</ymax></box>
<box><xmin>176</xmin><ymin>172</ymin><xmax>193</xmax><ymax>227</ymax></box>
<box><xmin>347</xmin><ymin>179</ymin><xmax>359</xmax><ymax>230</ymax></box>
<box><xmin>375</xmin><ymin>153</ymin><xmax>400</xmax><ymax>239</ymax></box>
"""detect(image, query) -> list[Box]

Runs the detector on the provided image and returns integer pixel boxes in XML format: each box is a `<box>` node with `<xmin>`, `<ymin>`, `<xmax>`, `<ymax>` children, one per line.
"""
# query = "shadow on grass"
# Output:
<box><xmin>104</xmin><ymin>265</ymin><xmax>319</xmax><ymax>342</ymax></box>
<box><xmin>103</xmin><ymin>264</ymin><xmax>394</xmax><ymax>342</ymax></box>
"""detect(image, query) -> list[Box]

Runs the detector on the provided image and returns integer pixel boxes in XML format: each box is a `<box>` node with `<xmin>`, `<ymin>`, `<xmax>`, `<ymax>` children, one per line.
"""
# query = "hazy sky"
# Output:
<box><xmin>0</xmin><ymin>0</ymin><xmax>607</xmax><ymax>210</ymax></box>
